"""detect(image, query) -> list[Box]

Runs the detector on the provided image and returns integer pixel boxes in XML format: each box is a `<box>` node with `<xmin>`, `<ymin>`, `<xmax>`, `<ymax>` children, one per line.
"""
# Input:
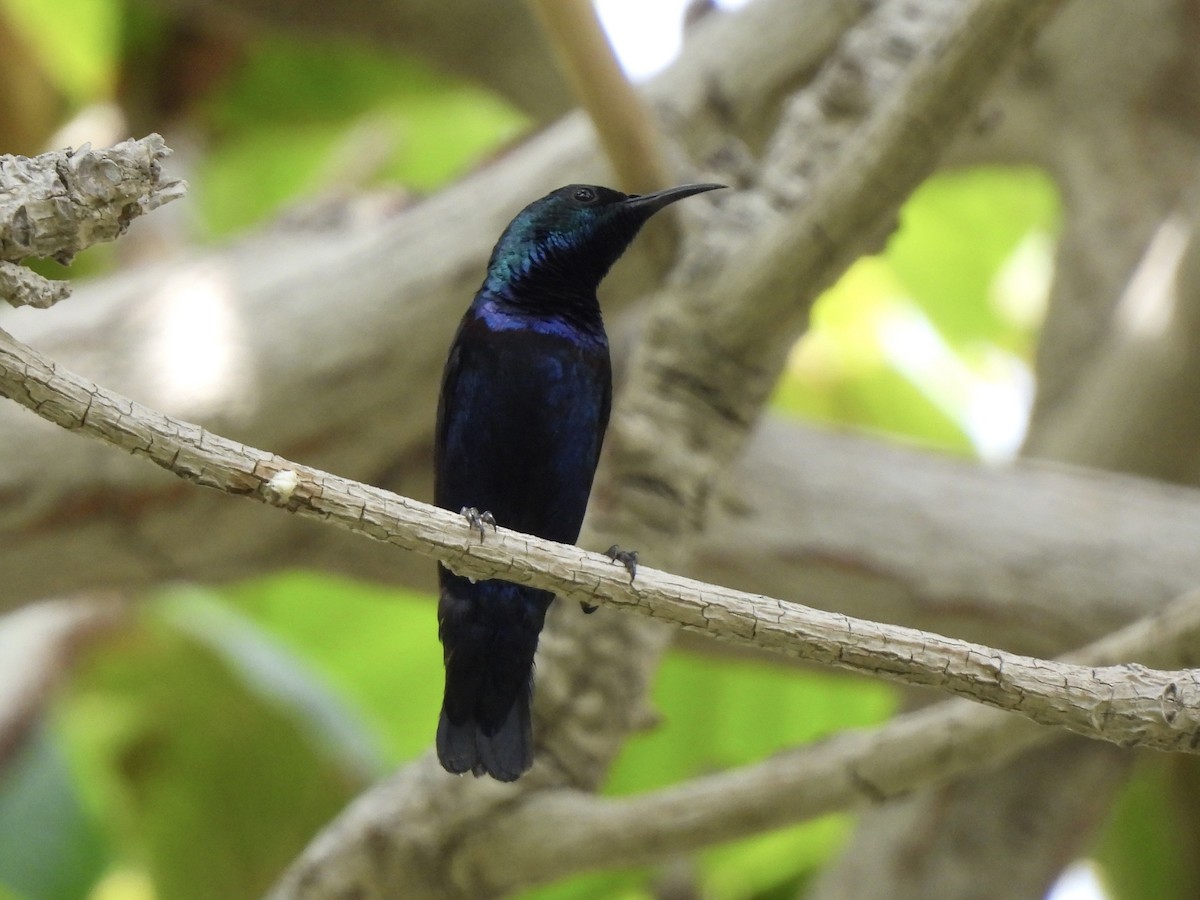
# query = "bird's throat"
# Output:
<box><xmin>480</xmin><ymin>276</ymin><xmax>604</xmax><ymax>334</ymax></box>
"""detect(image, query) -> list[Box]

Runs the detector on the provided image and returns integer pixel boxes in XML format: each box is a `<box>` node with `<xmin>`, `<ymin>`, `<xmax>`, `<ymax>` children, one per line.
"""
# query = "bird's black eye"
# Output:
<box><xmin>572</xmin><ymin>187</ymin><xmax>598</xmax><ymax>204</ymax></box>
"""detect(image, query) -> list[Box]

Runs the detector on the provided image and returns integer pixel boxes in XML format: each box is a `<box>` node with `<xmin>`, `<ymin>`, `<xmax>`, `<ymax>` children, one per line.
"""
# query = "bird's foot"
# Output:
<box><xmin>582</xmin><ymin>545</ymin><xmax>639</xmax><ymax>612</ymax></box>
<box><xmin>605</xmin><ymin>544</ymin><xmax>639</xmax><ymax>581</ymax></box>
<box><xmin>460</xmin><ymin>507</ymin><xmax>497</xmax><ymax>542</ymax></box>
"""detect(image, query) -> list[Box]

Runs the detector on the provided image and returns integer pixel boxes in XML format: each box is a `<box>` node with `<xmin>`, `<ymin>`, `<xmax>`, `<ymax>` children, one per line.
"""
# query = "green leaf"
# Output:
<box><xmin>159</xmin><ymin>588</ymin><xmax>387</xmax><ymax>779</ymax></box>
<box><xmin>1096</xmin><ymin>757</ymin><xmax>1200</xmax><ymax>900</ymax></box>
<box><xmin>196</xmin><ymin>38</ymin><xmax>526</xmax><ymax>234</ymax></box>
<box><xmin>773</xmin><ymin>168</ymin><xmax>1058</xmax><ymax>457</ymax></box>
<box><xmin>611</xmin><ymin>652</ymin><xmax>895</xmax><ymax>790</ymax></box>
<box><xmin>523</xmin><ymin>869</ymin><xmax>653</xmax><ymax>900</ymax></box>
<box><xmin>773</xmin><ymin>262</ymin><xmax>973</xmax><ymax>453</ymax></box>
<box><xmin>0</xmin><ymin>0</ymin><xmax>120</xmax><ymax>101</ymax></box>
<box><xmin>56</xmin><ymin>603</ymin><xmax>368</xmax><ymax>900</ymax></box>
<box><xmin>0</xmin><ymin>724</ymin><xmax>109</xmax><ymax>900</ymax></box>
<box><xmin>702</xmin><ymin>820</ymin><xmax>838</xmax><ymax>899</ymax></box>
<box><xmin>222</xmin><ymin>573</ymin><xmax>443</xmax><ymax>763</ymax></box>
<box><xmin>774</xmin><ymin>356</ymin><xmax>973</xmax><ymax>454</ymax></box>
<box><xmin>887</xmin><ymin>167</ymin><xmax>1059</xmax><ymax>347</ymax></box>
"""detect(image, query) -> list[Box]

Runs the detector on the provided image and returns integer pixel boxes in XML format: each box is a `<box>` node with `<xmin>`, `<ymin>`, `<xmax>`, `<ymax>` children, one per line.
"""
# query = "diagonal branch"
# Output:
<box><xmin>3</xmin><ymin>325</ymin><xmax>1199</xmax><ymax>755</ymax></box>
<box><xmin>526</xmin><ymin>0</ymin><xmax>672</xmax><ymax>198</ymax></box>
<box><xmin>0</xmin><ymin>0</ymin><xmax>862</xmax><ymax>616</ymax></box>
<box><xmin>459</xmin><ymin>587</ymin><xmax>1200</xmax><ymax>887</ymax></box>
<box><xmin>527</xmin><ymin>0</ymin><xmax>683</xmax><ymax>264</ymax></box>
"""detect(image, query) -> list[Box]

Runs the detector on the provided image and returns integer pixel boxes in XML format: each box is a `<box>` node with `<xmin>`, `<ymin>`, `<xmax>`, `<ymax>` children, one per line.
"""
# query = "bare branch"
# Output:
<box><xmin>0</xmin><ymin>260</ymin><xmax>68</xmax><ymax>309</ymax></box>
<box><xmin>2</xmin><ymin>325</ymin><xmax>1198</xmax><ymax>755</ymax></box>
<box><xmin>459</xmin><ymin>589</ymin><xmax>1200</xmax><ymax>888</ymax></box>
<box><xmin>0</xmin><ymin>134</ymin><xmax>187</xmax><ymax>308</ymax></box>
<box><xmin>0</xmin><ymin>0</ymin><xmax>857</xmax><ymax>614</ymax></box>
<box><xmin>527</xmin><ymin>0</ymin><xmax>672</xmax><ymax>197</ymax></box>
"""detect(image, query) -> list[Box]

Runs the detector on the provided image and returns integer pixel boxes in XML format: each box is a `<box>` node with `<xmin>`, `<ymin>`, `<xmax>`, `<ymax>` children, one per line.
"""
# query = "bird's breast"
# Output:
<box><xmin>434</xmin><ymin>307</ymin><xmax>612</xmax><ymax>543</ymax></box>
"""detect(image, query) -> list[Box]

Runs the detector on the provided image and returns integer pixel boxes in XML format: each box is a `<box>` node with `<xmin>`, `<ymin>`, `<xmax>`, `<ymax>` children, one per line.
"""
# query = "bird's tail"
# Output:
<box><xmin>435</xmin><ymin>576</ymin><xmax>552</xmax><ymax>782</ymax></box>
<box><xmin>436</xmin><ymin>688</ymin><xmax>532</xmax><ymax>782</ymax></box>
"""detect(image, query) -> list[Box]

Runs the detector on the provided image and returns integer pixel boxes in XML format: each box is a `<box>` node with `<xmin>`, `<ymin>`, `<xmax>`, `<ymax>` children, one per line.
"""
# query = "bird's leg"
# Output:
<box><xmin>460</xmin><ymin>506</ymin><xmax>497</xmax><ymax>542</ymax></box>
<box><xmin>605</xmin><ymin>544</ymin><xmax>639</xmax><ymax>580</ymax></box>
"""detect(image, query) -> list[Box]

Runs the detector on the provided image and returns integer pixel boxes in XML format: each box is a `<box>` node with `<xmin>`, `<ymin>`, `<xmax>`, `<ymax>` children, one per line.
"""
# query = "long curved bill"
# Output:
<box><xmin>624</xmin><ymin>183</ymin><xmax>727</xmax><ymax>215</ymax></box>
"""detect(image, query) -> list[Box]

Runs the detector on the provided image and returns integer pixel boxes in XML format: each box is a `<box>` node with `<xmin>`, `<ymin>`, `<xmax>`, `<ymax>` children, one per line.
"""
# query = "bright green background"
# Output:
<box><xmin>3</xmin><ymin>2</ymin><xmax>1174</xmax><ymax>899</ymax></box>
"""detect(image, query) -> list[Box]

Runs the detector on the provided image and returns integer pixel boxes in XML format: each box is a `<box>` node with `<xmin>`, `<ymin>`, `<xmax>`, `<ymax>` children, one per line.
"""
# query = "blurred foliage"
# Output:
<box><xmin>0</xmin><ymin>3</ymin><xmax>1151</xmax><ymax>900</ymax></box>
<box><xmin>221</xmin><ymin>574</ymin><xmax>443</xmax><ymax>764</ymax></box>
<box><xmin>0</xmin><ymin>0</ymin><xmax>526</xmax><ymax>272</ymax></box>
<box><xmin>775</xmin><ymin>166</ymin><xmax>1058</xmax><ymax>459</ymax></box>
<box><xmin>1096</xmin><ymin>757</ymin><xmax>1200</xmax><ymax>900</ymax></box>
<box><xmin>53</xmin><ymin>599</ymin><xmax>366</xmax><ymax>900</ymax></box>
<box><xmin>10</xmin><ymin>582</ymin><xmax>892</xmax><ymax>900</ymax></box>
<box><xmin>194</xmin><ymin>39</ymin><xmax>527</xmax><ymax>235</ymax></box>
<box><xmin>0</xmin><ymin>0</ymin><xmax>119</xmax><ymax>103</ymax></box>
<box><xmin>0</xmin><ymin>725</ymin><xmax>107</xmax><ymax>900</ymax></box>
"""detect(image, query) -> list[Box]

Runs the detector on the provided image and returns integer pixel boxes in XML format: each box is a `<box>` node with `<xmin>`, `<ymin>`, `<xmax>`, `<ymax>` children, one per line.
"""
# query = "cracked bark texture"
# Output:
<box><xmin>3</xmin><ymin>0</ymin><xmax>1200</xmax><ymax>896</ymax></box>
<box><xmin>10</xmin><ymin>321</ymin><xmax>1200</xmax><ymax>756</ymax></box>
<box><xmin>0</xmin><ymin>136</ymin><xmax>186</xmax><ymax>307</ymax></box>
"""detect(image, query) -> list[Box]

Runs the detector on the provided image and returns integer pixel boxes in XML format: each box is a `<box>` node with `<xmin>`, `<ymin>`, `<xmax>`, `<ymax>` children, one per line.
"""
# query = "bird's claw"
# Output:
<box><xmin>605</xmin><ymin>544</ymin><xmax>639</xmax><ymax>581</ymax></box>
<box><xmin>460</xmin><ymin>507</ymin><xmax>497</xmax><ymax>542</ymax></box>
<box><xmin>582</xmin><ymin>545</ymin><xmax>638</xmax><ymax>612</ymax></box>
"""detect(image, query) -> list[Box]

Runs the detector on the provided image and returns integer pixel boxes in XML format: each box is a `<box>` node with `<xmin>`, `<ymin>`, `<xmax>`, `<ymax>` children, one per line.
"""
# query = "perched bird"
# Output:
<box><xmin>434</xmin><ymin>181</ymin><xmax>724</xmax><ymax>781</ymax></box>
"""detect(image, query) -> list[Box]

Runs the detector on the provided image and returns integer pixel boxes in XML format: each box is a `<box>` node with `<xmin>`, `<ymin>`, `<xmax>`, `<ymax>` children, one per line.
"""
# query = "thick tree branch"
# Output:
<box><xmin>816</xmin><ymin>3</ymin><xmax>1200</xmax><ymax>895</ymax></box>
<box><xmin>702</xmin><ymin>420</ymin><xmax>1200</xmax><ymax>657</ymax></box>
<box><xmin>596</xmin><ymin>0</ymin><xmax>1068</xmax><ymax>560</ymax></box>
<box><xmin>0</xmin><ymin>135</ymin><xmax>186</xmax><ymax>308</ymax></box>
<box><xmin>1030</xmin><ymin>166</ymin><xmax>1200</xmax><ymax>479</ymax></box>
<box><xmin>3</xmin><ymin>326</ymin><xmax>1198</xmax><ymax>756</ymax></box>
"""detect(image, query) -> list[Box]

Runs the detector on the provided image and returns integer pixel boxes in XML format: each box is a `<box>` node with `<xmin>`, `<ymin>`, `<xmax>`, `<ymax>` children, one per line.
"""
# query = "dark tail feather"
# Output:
<box><xmin>435</xmin><ymin>574</ymin><xmax>550</xmax><ymax>782</ymax></box>
<box><xmin>436</xmin><ymin>692</ymin><xmax>532</xmax><ymax>782</ymax></box>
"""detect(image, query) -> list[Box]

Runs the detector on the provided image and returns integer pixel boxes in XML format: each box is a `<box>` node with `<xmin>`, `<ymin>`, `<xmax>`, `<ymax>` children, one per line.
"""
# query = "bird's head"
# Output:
<box><xmin>484</xmin><ymin>183</ymin><xmax>725</xmax><ymax>297</ymax></box>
